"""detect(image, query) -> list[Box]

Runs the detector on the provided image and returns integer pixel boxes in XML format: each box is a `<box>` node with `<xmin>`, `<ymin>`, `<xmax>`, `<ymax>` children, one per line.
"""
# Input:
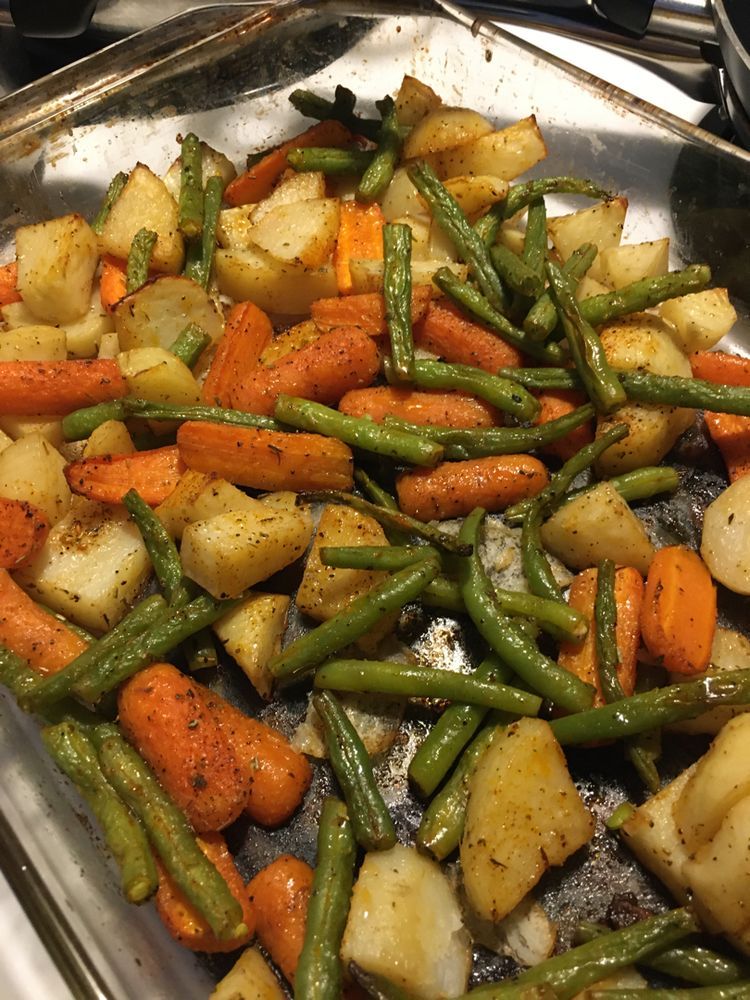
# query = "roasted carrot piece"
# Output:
<box><xmin>0</xmin><ymin>261</ymin><xmax>22</xmax><ymax>306</ymax></box>
<box><xmin>558</xmin><ymin>566</ymin><xmax>644</xmax><ymax>707</ymax></box>
<box><xmin>247</xmin><ymin>855</ymin><xmax>313</xmax><ymax>985</ymax></box>
<box><xmin>201</xmin><ymin>301</ymin><xmax>273</xmax><ymax>406</ymax></box>
<box><xmin>310</xmin><ymin>285</ymin><xmax>433</xmax><ymax>336</ymax></box>
<box><xmin>0</xmin><ymin>498</ymin><xmax>50</xmax><ymax>570</ymax></box>
<box><xmin>0</xmin><ymin>360</ymin><xmax>127</xmax><ymax>416</ymax></box>
<box><xmin>118</xmin><ymin>663</ymin><xmax>250</xmax><ymax>833</ymax></box>
<box><xmin>224</xmin><ymin>120</ymin><xmax>353</xmax><ymax>207</ymax></box>
<box><xmin>155</xmin><ymin>832</ymin><xmax>255</xmax><ymax>953</ymax></box>
<box><xmin>704</xmin><ymin>411</ymin><xmax>750</xmax><ymax>482</ymax></box>
<box><xmin>203</xmin><ymin>691</ymin><xmax>312</xmax><ymax>827</ymax></box>
<box><xmin>338</xmin><ymin>386</ymin><xmax>500</xmax><ymax>428</ymax></box>
<box><xmin>414</xmin><ymin>298</ymin><xmax>523</xmax><ymax>371</ymax></box>
<box><xmin>333</xmin><ymin>201</ymin><xmax>385</xmax><ymax>295</ymax></box>
<box><xmin>641</xmin><ymin>545</ymin><xmax>717</xmax><ymax>675</ymax></box>
<box><xmin>177</xmin><ymin>421</ymin><xmax>353</xmax><ymax>492</ymax></box>
<box><xmin>396</xmin><ymin>454</ymin><xmax>548</xmax><ymax>522</ymax></box>
<box><xmin>66</xmin><ymin>446</ymin><xmax>185</xmax><ymax>506</ymax></box>
<box><xmin>690</xmin><ymin>350</ymin><xmax>750</xmax><ymax>387</ymax></box>
<box><xmin>532</xmin><ymin>389</ymin><xmax>595</xmax><ymax>461</ymax></box>
<box><xmin>230</xmin><ymin>326</ymin><xmax>380</xmax><ymax>415</ymax></box>
<box><xmin>99</xmin><ymin>255</ymin><xmax>128</xmax><ymax>314</ymax></box>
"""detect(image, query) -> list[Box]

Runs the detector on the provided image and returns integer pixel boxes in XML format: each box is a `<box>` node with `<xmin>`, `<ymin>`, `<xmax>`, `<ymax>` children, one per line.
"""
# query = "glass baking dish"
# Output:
<box><xmin>2</xmin><ymin>2</ymin><xmax>750</xmax><ymax>997</ymax></box>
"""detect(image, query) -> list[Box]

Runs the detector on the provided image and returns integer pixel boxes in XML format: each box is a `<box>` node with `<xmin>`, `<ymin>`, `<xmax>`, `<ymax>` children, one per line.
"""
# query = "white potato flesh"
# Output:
<box><xmin>468</xmin><ymin>895</ymin><xmax>557</xmax><ymax>967</ymax></box>
<box><xmin>428</xmin><ymin>117</ymin><xmax>547</xmax><ymax>181</ymax></box>
<box><xmin>250</xmin><ymin>171</ymin><xmax>326</xmax><ymax>225</ymax></box>
<box><xmin>349</xmin><ymin>257</ymin><xmax>465</xmax><ymax>293</ymax></box>
<box><xmin>293</xmin><ymin>688</ymin><xmax>404</xmax><ymax>758</ymax></box>
<box><xmin>381</xmin><ymin>168</ymin><xmax>430</xmax><ymax>222</ymax></box>
<box><xmin>154</xmin><ymin>469</ymin><xmax>215</xmax><ymax>539</ymax></box>
<box><xmin>97</xmin><ymin>332</ymin><xmax>120</xmax><ymax>359</ymax></box>
<box><xmin>669</xmin><ymin>627</ymin><xmax>750</xmax><ymax>734</ymax></box>
<box><xmin>496</xmin><ymin>224</ymin><xmax>525</xmax><ymax>256</ymax></box>
<box><xmin>215</xmin><ymin>248</ymin><xmax>338</xmax><ymax>315</ymax></box>
<box><xmin>0</xmin><ymin>416</ymin><xmax>64</xmax><ymax>449</ymax></box>
<box><xmin>0</xmin><ymin>433</ymin><xmax>70</xmax><ymax>525</ymax></box>
<box><xmin>162</xmin><ymin>141</ymin><xmax>237</xmax><ymax>202</ymax></box>
<box><xmin>16</xmin><ymin>213</ymin><xmax>98</xmax><ymax>323</ymax></box>
<box><xmin>340</xmin><ymin>844</ymin><xmax>472</xmax><ymax>999</ymax></box>
<box><xmin>63</xmin><ymin>292</ymin><xmax>114</xmax><ymax>358</ymax></box>
<box><xmin>15</xmin><ymin>498</ymin><xmax>151</xmax><ymax>632</ymax></box>
<box><xmin>701</xmin><ymin>475</ymin><xmax>750</xmax><ymax>594</ymax></box>
<box><xmin>461</xmin><ymin>719</ymin><xmax>594</xmax><ymax>923</ymax></box>
<box><xmin>249</xmin><ymin>198</ymin><xmax>340</xmax><ymax>268</ymax></box>
<box><xmin>83</xmin><ymin>420</ymin><xmax>135</xmax><ymax>458</ymax></box>
<box><xmin>118</xmin><ymin>347</ymin><xmax>201</xmax><ymax>406</ymax></box>
<box><xmin>674</xmin><ymin>714</ymin><xmax>750</xmax><ymax>854</ymax></box>
<box><xmin>209</xmin><ymin>945</ymin><xmax>285</xmax><ymax>1000</ymax></box>
<box><xmin>548</xmin><ymin>197</ymin><xmax>627</xmax><ymax>282</ymax></box>
<box><xmin>0</xmin><ymin>300</ymin><xmax>38</xmax><ymax>328</ymax></box>
<box><xmin>181</xmin><ymin>507</ymin><xmax>313</xmax><ymax>599</ymax></box>
<box><xmin>541</xmin><ymin>482</ymin><xmax>655</xmax><ymax>575</ymax></box>
<box><xmin>0</xmin><ymin>325</ymin><xmax>67</xmax><ymax>361</ymax></box>
<box><xmin>575</xmin><ymin>275</ymin><xmax>611</xmax><ymax>300</ymax></box>
<box><xmin>395</xmin><ymin>75</ymin><xmax>442</xmax><ymax>127</ymax></box>
<box><xmin>598</xmin><ymin>237</ymin><xmax>669</xmax><ymax>289</ymax></box>
<box><xmin>192</xmin><ymin>480</ymin><xmax>269</xmax><ymax>521</ymax></box>
<box><xmin>442</xmin><ymin>175</ymin><xmax>509</xmax><ymax>217</ymax></box>
<box><xmin>660</xmin><ymin>287</ymin><xmax>737</xmax><ymax>352</ymax></box>
<box><xmin>0</xmin><ymin>428</ymin><xmax>13</xmax><ymax>454</ymax></box>
<box><xmin>216</xmin><ymin>207</ymin><xmax>257</xmax><ymax>250</ymax></box>
<box><xmin>403</xmin><ymin>106</ymin><xmax>493</xmax><ymax>159</ymax></box>
<box><xmin>213</xmin><ymin>592</ymin><xmax>290</xmax><ymax>699</ymax></box>
<box><xmin>99</xmin><ymin>163</ymin><xmax>184</xmax><ymax>273</ymax></box>
<box><xmin>113</xmin><ymin>275</ymin><xmax>223</xmax><ymax>351</ymax></box>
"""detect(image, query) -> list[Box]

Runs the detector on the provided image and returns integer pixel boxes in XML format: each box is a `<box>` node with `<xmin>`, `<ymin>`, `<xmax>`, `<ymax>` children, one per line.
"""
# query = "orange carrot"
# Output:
<box><xmin>224</xmin><ymin>120</ymin><xmax>353</xmax><ymax>206</ymax></box>
<box><xmin>338</xmin><ymin>386</ymin><xmax>500</xmax><ymax>428</ymax></box>
<box><xmin>641</xmin><ymin>545</ymin><xmax>717</xmax><ymax>675</ymax></box>
<box><xmin>0</xmin><ymin>570</ymin><xmax>88</xmax><ymax>675</ymax></box>
<box><xmin>533</xmin><ymin>389</ymin><xmax>594</xmax><ymax>461</ymax></box>
<box><xmin>310</xmin><ymin>285</ymin><xmax>433</xmax><ymax>336</ymax></box>
<box><xmin>396</xmin><ymin>454</ymin><xmax>548</xmax><ymax>521</ymax></box>
<box><xmin>0</xmin><ymin>261</ymin><xmax>22</xmax><ymax>306</ymax></box>
<box><xmin>118</xmin><ymin>663</ymin><xmax>250</xmax><ymax>833</ymax></box>
<box><xmin>414</xmin><ymin>298</ymin><xmax>523</xmax><ymax>371</ymax></box>
<box><xmin>201</xmin><ymin>301</ymin><xmax>273</xmax><ymax>406</ymax></box>
<box><xmin>177</xmin><ymin>421</ymin><xmax>353</xmax><ymax>492</ymax></box>
<box><xmin>690</xmin><ymin>350</ymin><xmax>750</xmax><ymax>387</ymax></box>
<box><xmin>65</xmin><ymin>446</ymin><xmax>184</xmax><ymax>506</ymax></box>
<box><xmin>99</xmin><ymin>255</ymin><xmax>128</xmax><ymax>314</ymax></box>
<box><xmin>247</xmin><ymin>855</ymin><xmax>313</xmax><ymax>984</ymax></box>
<box><xmin>0</xmin><ymin>498</ymin><xmax>50</xmax><ymax>570</ymax></box>
<box><xmin>704</xmin><ymin>411</ymin><xmax>750</xmax><ymax>482</ymax></box>
<box><xmin>155</xmin><ymin>832</ymin><xmax>255</xmax><ymax>953</ymax></box>
<box><xmin>203</xmin><ymin>691</ymin><xmax>312</xmax><ymax>827</ymax></box>
<box><xmin>230</xmin><ymin>326</ymin><xmax>380</xmax><ymax>415</ymax></box>
<box><xmin>0</xmin><ymin>360</ymin><xmax>127</xmax><ymax>416</ymax></box>
<box><xmin>558</xmin><ymin>566</ymin><xmax>644</xmax><ymax>707</ymax></box>
<box><xmin>333</xmin><ymin>201</ymin><xmax>385</xmax><ymax>295</ymax></box>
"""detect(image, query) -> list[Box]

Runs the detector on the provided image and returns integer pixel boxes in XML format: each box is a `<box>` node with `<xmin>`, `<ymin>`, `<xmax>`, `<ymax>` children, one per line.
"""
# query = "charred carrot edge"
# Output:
<box><xmin>310</xmin><ymin>285</ymin><xmax>433</xmax><ymax>337</ymax></box>
<box><xmin>338</xmin><ymin>386</ymin><xmax>499</xmax><ymax>428</ymax></box>
<box><xmin>704</xmin><ymin>411</ymin><xmax>750</xmax><ymax>482</ymax></box>
<box><xmin>0</xmin><ymin>498</ymin><xmax>50</xmax><ymax>570</ymax></box>
<box><xmin>99</xmin><ymin>255</ymin><xmax>128</xmax><ymax>314</ymax></box>
<box><xmin>0</xmin><ymin>570</ymin><xmax>88</xmax><ymax>675</ymax></box>
<box><xmin>230</xmin><ymin>325</ymin><xmax>380</xmax><ymax>416</ymax></box>
<box><xmin>224</xmin><ymin>120</ymin><xmax>354</xmax><ymax>207</ymax></box>
<box><xmin>177</xmin><ymin>420</ymin><xmax>353</xmax><ymax>492</ymax></box>
<box><xmin>395</xmin><ymin>454</ymin><xmax>549</xmax><ymax>522</ymax></box>
<box><xmin>414</xmin><ymin>298</ymin><xmax>523</xmax><ymax>371</ymax></box>
<box><xmin>558</xmin><ymin>566</ymin><xmax>644</xmax><ymax>708</ymax></box>
<box><xmin>333</xmin><ymin>201</ymin><xmax>385</xmax><ymax>295</ymax></box>
<box><xmin>0</xmin><ymin>261</ymin><xmax>22</xmax><ymax>307</ymax></box>
<box><xmin>532</xmin><ymin>389</ymin><xmax>594</xmax><ymax>461</ymax></box>
<box><xmin>690</xmin><ymin>350</ymin><xmax>750</xmax><ymax>388</ymax></box>
<box><xmin>640</xmin><ymin>545</ymin><xmax>717</xmax><ymax>675</ymax></box>
<box><xmin>65</xmin><ymin>446</ymin><xmax>185</xmax><ymax>506</ymax></box>
<box><xmin>247</xmin><ymin>855</ymin><xmax>314</xmax><ymax>985</ymax></box>
<box><xmin>201</xmin><ymin>301</ymin><xmax>273</xmax><ymax>406</ymax></box>
<box><xmin>0</xmin><ymin>360</ymin><xmax>128</xmax><ymax>416</ymax></box>
<box><xmin>155</xmin><ymin>832</ymin><xmax>255</xmax><ymax>953</ymax></box>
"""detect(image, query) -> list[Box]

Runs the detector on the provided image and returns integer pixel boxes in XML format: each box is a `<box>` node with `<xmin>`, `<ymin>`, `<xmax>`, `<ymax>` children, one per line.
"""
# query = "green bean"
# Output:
<box><xmin>521</xmin><ymin>198</ymin><xmax>548</xmax><ymax>286</ymax></box>
<box><xmin>521</xmin><ymin>500</ymin><xmax>564</xmax><ymax>603</ymax></box>
<box><xmin>184</xmin><ymin>173</ymin><xmax>222</xmax><ymax>288</ymax></box>
<box><xmin>495</xmin><ymin>367</ymin><xmax>580</xmax><ymax>391</ymax></box>
<box><xmin>269</xmin><ymin>558</ymin><xmax>441</xmax><ymax>684</ymax></box>
<box><xmin>581</xmin><ymin>263</ymin><xmax>711</xmax><ymax>327</ymax></box>
<box><xmin>178</xmin><ymin>132</ymin><xmax>204</xmax><ymax>239</ymax></box>
<box><xmin>122</xmin><ymin>489</ymin><xmax>188</xmax><ymax>607</ymax></box>
<box><xmin>409</xmin><ymin>655</ymin><xmax>510</xmax><ymax>797</ymax></box>
<box><xmin>416</xmin><ymin>726</ymin><xmax>496</xmax><ymax>860</ymax></box>
<box><xmin>434</xmin><ymin>266</ymin><xmax>564</xmax><ymax>364</ymax></box>
<box><xmin>551</xmin><ymin>668</ymin><xmax>750</xmax><ymax>745</ymax></box>
<box><xmin>299</xmin><ymin>491</ymin><xmax>472</xmax><ymax>555</ymax></box>
<box><xmin>349</xmin><ymin>962</ymin><xmax>416</xmax><ymax>1000</ymax></box>
<box><xmin>353</xmin><ymin>468</ymin><xmax>399</xmax><ymax>510</ymax></box>
<box><xmin>625</xmin><ymin>668</ymin><xmax>663</xmax><ymax>794</ymax></box>
<box><xmin>383</xmin><ymin>222</ymin><xmax>415</xmax><ymax>381</ymax></box>
<box><xmin>407</xmin><ymin>358</ymin><xmax>539</xmax><ymax>421</ymax></box>
<box><xmin>462</xmin><ymin>908</ymin><xmax>698</xmax><ymax>1000</ymax></box>
<box><xmin>126</xmin><ymin>228</ymin><xmax>157</xmax><ymax>294</ymax></box>
<box><xmin>594</xmin><ymin>559</ymin><xmax>625</xmax><ymax>704</ymax></box>
<box><xmin>168</xmin><ymin>322</ymin><xmax>211</xmax><ymax>369</ymax></box>
<box><xmin>289</xmin><ymin>85</ymin><xmax>382</xmax><ymax>141</ymax></box>
<box><xmin>313</xmin><ymin>691</ymin><xmax>396</xmax><ymax>851</ymax></box>
<box><xmin>524</xmin><ymin>243</ymin><xmax>597</xmax><ymax>340</ymax></box>
<box><xmin>273</xmin><ymin>394</ymin><xmax>442</xmax><ymax>467</ymax></box>
<box><xmin>42</xmin><ymin>722</ymin><xmax>158</xmax><ymax>904</ymax></box>
<box><xmin>315</xmin><ymin>658</ymin><xmax>541</xmax><ymax>715</ymax></box>
<box><xmin>287</xmin><ymin>147</ymin><xmax>374</xmax><ymax>174</ymax></box>
<box><xmin>91</xmin><ymin>171</ymin><xmax>129</xmax><ymax>235</ymax></box>
<box><xmin>182</xmin><ymin>628</ymin><xmax>219</xmax><ymax>673</ymax></box>
<box><xmin>605</xmin><ymin>802</ymin><xmax>636</xmax><ymax>830</ymax></box>
<box><xmin>458</xmin><ymin>508</ymin><xmax>594</xmax><ymax>712</ymax></box>
<box><xmin>320</xmin><ymin>544</ymin><xmax>441</xmax><ymax>572</ymax></box>
<box><xmin>564</xmin><ymin>466</ymin><xmax>680</xmax><ymax>510</ymax></box>
<box><xmin>490</xmin><ymin>243</ymin><xmax>544</xmax><ymax>299</ymax></box>
<box><xmin>409</xmin><ymin>162</ymin><xmax>509</xmax><ymax>313</ymax></box>
<box><xmin>546</xmin><ymin>260</ymin><xmax>626</xmax><ymax>413</ymax></box>
<box><xmin>589</xmin><ymin>988</ymin><xmax>750</xmax><ymax>1000</ymax></box>
<box><xmin>357</xmin><ymin>97</ymin><xmax>402</xmax><ymax>202</ymax></box>
<box><xmin>422</xmin><ymin>575</ymin><xmax>466</xmax><ymax>613</ymax></box>
<box><xmin>0</xmin><ymin>644</ymin><xmax>46</xmax><ymax>703</ymax></box>
<box><xmin>96</xmin><ymin>728</ymin><xmax>247</xmax><ymax>941</ymax></box>
<box><xmin>295</xmin><ymin>797</ymin><xmax>356</xmax><ymax>1000</ymax></box>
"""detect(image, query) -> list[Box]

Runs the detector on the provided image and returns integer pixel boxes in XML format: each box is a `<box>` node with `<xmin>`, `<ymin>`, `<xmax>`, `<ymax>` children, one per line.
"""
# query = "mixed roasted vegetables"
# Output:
<box><xmin>2</xmin><ymin>70</ymin><xmax>750</xmax><ymax>998</ymax></box>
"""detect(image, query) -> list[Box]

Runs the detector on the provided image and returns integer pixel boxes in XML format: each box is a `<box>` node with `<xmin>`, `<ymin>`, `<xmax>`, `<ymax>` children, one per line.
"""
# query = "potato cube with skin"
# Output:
<box><xmin>155</xmin><ymin>470</ymin><xmax>215</xmax><ymax>539</ymax></box>
<box><xmin>0</xmin><ymin>428</ymin><xmax>13</xmax><ymax>455</ymax></box>
<box><xmin>250</xmin><ymin>170</ymin><xmax>327</xmax><ymax>225</ymax></box>
<box><xmin>548</xmin><ymin>197</ymin><xmax>627</xmax><ymax>282</ymax></box>
<box><xmin>213</xmin><ymin>592</ymin><xmax>290</xmax><ymax>699</ymax></box>
<box><xmin>249</xmin><ymin>198</ymin><xmax>340</xmax><ymax>268</ymax></box>
<box><xmin>442</xmin><ymin>175</ymin><xmax>509</xmax><ymax>217</ymax></box>
<box><xmin>0</xmin><ymin>325</ymin><xmax>67</xmax><ymax>361</ymax></box>
<box><xmin>215</xmin><ymin>248</ymin><xmax>338</xmax><ymax>315</ymax></box>
<box><xmin>192</xmin><ymin>479</ymin><xmax>269</xmax><ymax>521</ymax></box>
<box><xmin>113</xmin><ymin>275</ymin><xmax>223</xmax><ymax>352</ymax></box>
<box><xmin>598</xmin><ymin>237</ymin><xmax>669</xmax><ymax>289</ymax></box>
<box><xmin>162</xmin><ymin>141</ymin><xmax>237</xmax><ymax>203</ymax></box>
<box><xmin>0</xmin><ymin>433</ymin><xmax>70</xmax><ymax>525</ymax></box>
<box><xmin>16</xmin><ymin>214</ymin><xmax>99</xmax><ymax>324</ymax></box>
<box><xmin>427</xmin><ymin>116</ymin><xmax>547</xmax><ymax>181</ymax></box>
<box><xmin>348</xmin><ymin>258</ymin><xmax>466</xmax><ymax>294</ymax></box>
<box><xmin>209</xmin><ymin>945</ymin><xmax>285</xmax><ymax>1000</ymax></box>
<box><xmin>83</xmin><ymin>420</ymin><xmax>135</xmax><ymax>458</ymax></box>
<box><xmin>63</xmin><ymin>292</ymin><xmax>115</xmax><ymax>358</ymax></box>
<box><xmin>669</xmin><ymin>627</ymin><xmax>750</xmax><ymax>735</ymax></box>
<box><xmin>0</xmin><ymin>416</ymin><xmax>64</xmax><ymax>449</ymax></box>
<box><xmin>395</xmin><ymin>75</ymin><xmax>442</xmax><ymax>127</ymax></box>
<box><xmin>404</xmin><ymin>107</ymin><xmax>493</xmax><ymax>160</ymax></box>
<box><xmin>381</xmin><ymin>168</ymin><xmax>430</xmax><ymax>223</ymax></box>
<box><xmin>118</xmin><ymin>347</ymin><xmax>201</xmax><ymax>406</ymax></box>
<box><xmin>216</xmin><ymin>206</ymin><xmax>256</xmax><ymax>250</ymax></box>
<box><xmin>701</xmin><ymin>475</ymin><xmax>750</xmax><ymax>595</ymax></box>
<box><xmin>660</xmin><ymin>287</ymin><xmax>737</xmax><ymax>353</ymax></box>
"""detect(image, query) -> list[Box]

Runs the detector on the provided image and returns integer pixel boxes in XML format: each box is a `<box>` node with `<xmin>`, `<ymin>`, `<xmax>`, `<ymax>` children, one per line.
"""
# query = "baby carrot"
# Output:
<box><xmin>532</xmin><ymin>389</ymin><xmax>594</xmax><ymax>461</ymax></box>
<box><xmin>0</xmin><ymin>261</ymin><xmax>22</xmax><ymax>306</ymax></box>
<box><xmin>338</xmin><ymin>386</ymin><xmax>500</xmax><ymax>428</ymax></box>
<box><xmin>0</xmin><ymin>498</ymin><xmax>50</xmax><ymax>570</ymax></box>
<box><xmin>690</xmin><ymin>350</ymin><xmax>750</xmax><ymax>387</ymax></box>
<box><xmin>247</xmin><ymin>855</ymin><xmax>314</xmax><ymax>984</ymax></box>
<box><xmin>0</xmin><ymin>360</ymin><xmax>127</xmax><ymax>416</ymax></box>
<box><xmin>201</xmin><ymin>300</ymin><xmax>273</xmax><ymax>407</ymax></box>
<box><xmin>414</xmin><ymin>298</ymin><xmax>523</xmax><ymax>371</ymax></box>
<box><xmin>333</xmin><ymin>200</ymin><xmax>384</xmax><ymax>295</ymax></box>
<box><xmin>65</xmin><ymin>446</ymin><xmax>185</xmax><ymax>506</ymax></box>
<box><xmin>99</xmin><ymin>255</ymin><xmax>128</xmax><ymax>313</ymax></box>
<box><xmin>310</xmin><ymin>285</ymin><xmax>433</xmax><ymax>336</ymax></box>
<box><xmin>703</xmin><ymin>411</ymin><xmax>750</xmax><ymax>482</ymax></box>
